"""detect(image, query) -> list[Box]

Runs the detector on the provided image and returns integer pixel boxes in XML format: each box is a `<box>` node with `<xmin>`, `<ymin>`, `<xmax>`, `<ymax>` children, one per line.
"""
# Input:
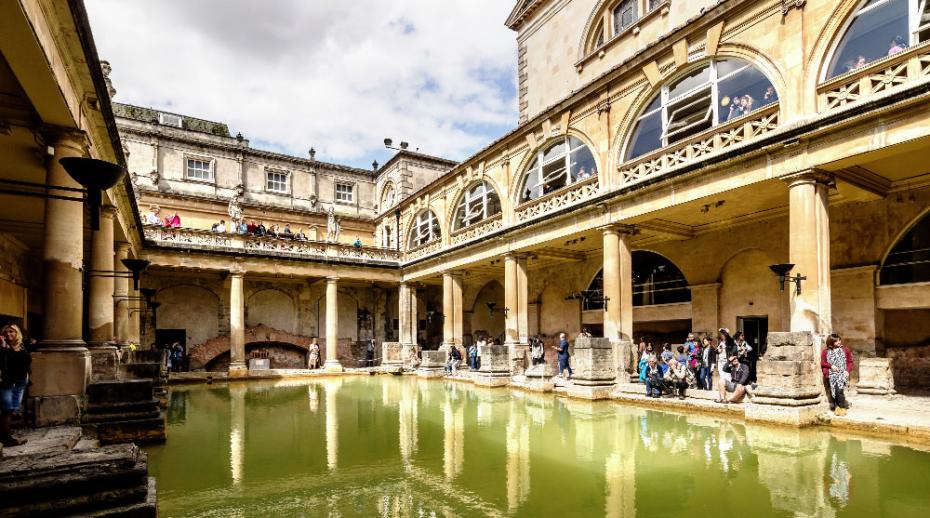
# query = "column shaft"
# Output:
<box><xmin>229</xmin><ymin>272</ymin><xmax>246</xmax><ymax>374</ymax></box>
<box><xmin>515</xmin><ymin>256</ymin><xmax>529</xmax><ymax>344</ymax></box>
<box><xmin>88</xmin><ymin>208</ymin><xmax>116</xmax><ymax>344</ymax></box>
<box><xmin>618</xmin><ymin>231</ymin><xmax>633</xmax><ymax>342</ymax></box>
<box><xmin>504</xmin><ymin>254</ymin><xmax>519</xmax><ymax>344</ymax></box>
<box><xmin>113</xmin><ymin>243</ymin><xmax>130</xmax><ymax>344</ymax></box>
<box><xmin>398</xmin><ymin>282</ymin><xmax>412</xmax><ymax>345</ymax></box>
<box><xmin>602</xmin><ymin>228</ymin><xmax>621</xmax><ymax>341</ymax></box>
<box><xmin>409</xmin><ymin>286</ymin><xmax>419</xmax><ymax>345</ymax></box>
<box><xmin>442</xmin><ymin>272</ymin><xmax>454</xmax><ymax>348</ymax></box>
<box><xmin>324</xmin><ymin>277</ymin><xmax>343</xmax><ymax>371</ymax></box>
<box><xmin>451</xmin><ymin>274</ymin><xmax>464</xmax><ymax>347</ymax></box>
<box><xmin>787</xmin><ymin>171</ymin><xmax>832</xmax><ymax>333</ymax></box>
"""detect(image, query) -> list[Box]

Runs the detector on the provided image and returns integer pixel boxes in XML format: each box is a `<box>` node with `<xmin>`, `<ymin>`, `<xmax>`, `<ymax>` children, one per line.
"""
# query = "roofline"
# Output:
<box><xmin>376</xmin><ymin>149</ymin><xmax>458</xmax><ymax>176</ymax></box>
<box><xmin>505</xmin><ymin>0</ymin><xmax>548</xmax><ymax>30</ymax></box>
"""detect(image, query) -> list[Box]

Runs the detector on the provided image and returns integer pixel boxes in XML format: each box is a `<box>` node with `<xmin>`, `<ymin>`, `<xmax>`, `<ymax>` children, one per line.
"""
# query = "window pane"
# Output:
<box><xmin>717</xmin><ymin>66</ymin><xmax>776</xmax><ymax>123</ymax></box>
<box><xmin>627</xmin><ymin>111</ymin><xmax>662</xmax><ymax>159</ymax></box>
<box><xmin>642</xmin><ymin>93</ymin><xmax>662</xmax><ymax>114</ymax></box>
<box><xmin>569</xmin><ymin>145</ymin><xmax>597</xmax><ymax>182</ymax></box>
<box><xmin>715</xmin><ymin>59</ymin><xmax>748</xmax><ymax>79</ymax></box>
<box><xmin>827</xmin><ymin>0</ymin><xmax>908</xmax><ymax>79</ymax></box>
<box><xmin>667</xmin><ymin>65</ymin><xmax>710</xmax><ymax>100</ymax></box>
<box><xmin>542</xmin><ymin>141</ymin><xmax>566</xmax><ymax>163</ymax></box>
<box><xmin>541</xmin><ymin>160</ymin><xmax>567</xmax><ymax>193</ymax></box>
<box><xmin>666</xmin><ymin>89</ymin><xmax>713</xmax><ymax>143</ymax></box>
<box><xmin>521</xmin><ymin>159</ymin><xmax>541</xmax><ymax>202</ymax></box>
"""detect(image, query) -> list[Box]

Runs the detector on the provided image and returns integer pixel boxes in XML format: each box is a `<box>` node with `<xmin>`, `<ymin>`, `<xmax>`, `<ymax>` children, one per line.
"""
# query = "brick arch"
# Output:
<box><xmin>188</xmin><ymin>324</ymin><xmax>313</xmax><ymax>370</ymax></box>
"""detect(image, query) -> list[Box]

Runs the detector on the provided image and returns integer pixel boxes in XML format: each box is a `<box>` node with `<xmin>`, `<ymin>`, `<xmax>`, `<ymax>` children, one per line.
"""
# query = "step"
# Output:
<box><xmin>94</xmin><ymin>418</ymin><xmax>167</xmax><ymax>446</ymax></box>
<box><xmin>0</xmin><ymin>427</ymin><xmax>83</xmax><ymax>458</ymax></box>
<box><xmin>86</xmin><ymin>380</ymin><xmax>154</xmax><ymax>406</ymax></box>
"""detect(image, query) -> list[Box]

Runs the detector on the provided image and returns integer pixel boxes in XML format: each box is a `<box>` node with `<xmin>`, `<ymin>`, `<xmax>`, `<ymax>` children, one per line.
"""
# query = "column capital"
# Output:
<box><xmin>100</xmin><ymin>205</ymin><xmax>118</xmax><ymax>219</ymax></box>
<box><xmin>599</xmin><ymin>223</ymin><xmax>638</xmax><ymax>236</ymax></box>
<box><xmin>115</xmin><ymin>241</ymin><xmax>131</xmax><ymax>253</ymax></box>
<box><xmin>45</xmin><ymin>127</ymin><xmax>89</xmax><ymax>155</ymax></box>
<box><xmin>782</xmin><ymin>169</ymin><xmax>835</xmax><ymax>189</ymax></box>
<box><xmin>326</xmin><ymin>276</ymin><xmax>339</xmax><ymax>283</ymax></box>
<box><xmin>229</xmin><ymin>269</ymin><xmax>245</xmax><ymax>279</ymax></box>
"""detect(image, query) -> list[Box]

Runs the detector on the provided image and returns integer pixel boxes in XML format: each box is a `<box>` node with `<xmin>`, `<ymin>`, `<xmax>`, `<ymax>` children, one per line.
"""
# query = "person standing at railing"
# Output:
<box><xmin>164</xmin><ymin>211</ymin><xmax>181</xmax><ymax>228</ymax></box>
<box><xmin>237</xmin><ymin>221</ymin><xmax>248</xmax><ymax>234</ymax></box>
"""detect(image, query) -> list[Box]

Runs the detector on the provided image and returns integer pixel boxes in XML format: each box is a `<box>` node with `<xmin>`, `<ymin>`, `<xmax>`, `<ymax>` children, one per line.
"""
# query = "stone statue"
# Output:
<box><xmin>227</xmin><ymin>193</ymin><xmax>243</xmax><ymax>225</ymax></box>
<box><xmin>326</xmin><ymin>207</ymin><xmax>341</xmax><ymax>242</ymax></box>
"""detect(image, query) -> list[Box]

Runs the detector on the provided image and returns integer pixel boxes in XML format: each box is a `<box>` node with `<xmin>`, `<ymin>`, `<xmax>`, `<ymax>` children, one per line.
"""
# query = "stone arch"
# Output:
<box><xmin>469</xmin><ymin>280</ymin><xmax>505</xmax><ymax>342</ymax></box>
<box><xmin>445</xmin><ymin>180</ymin><xmax>504</xmax><ymax>235</ymax></box>
<box><xmin>802</xmin><ymin>0</ymin><xmax>870</xmax><ymax>112</ymax></box>
<box><xmin>190</xmin><ymin>324</ymin><xmax>313</xmax><ymax>371</ymax></box>
<box><xmin>879</xmin><ymin>205</ymin><xmax>930</xmax><ymax>285</ymax></box>
<box><xmin>246</xmin><ymin>288</ymin><xmax>298</xmax><ymax>334</ymax></box>
<box><xmin>156</xmin><ymin>284</ymin><xmax>221</xmax><ymax>350</ymax></box>
<box><xmin>718</xmin><ymin>248</ymin><xmax>783</xmax><ymax>333</ymax></box>
<box><xmin>510</xmin><ymin>130</ymin><xmax>601</xmax><ymax>207</ymax></box>
<box><xmin>404</xmin><ymin>208</ymin><xmax>443</xmax><ymax>249</ymax></box>
<box><xmin>379</xmin><ymin>181</ymin><xmax>397</xmax><ymax>210</ymax></box>
<box><xmin>612</xmin><ymin>52</ymin><xmax>784</xmax><ymax>169</ymax></box>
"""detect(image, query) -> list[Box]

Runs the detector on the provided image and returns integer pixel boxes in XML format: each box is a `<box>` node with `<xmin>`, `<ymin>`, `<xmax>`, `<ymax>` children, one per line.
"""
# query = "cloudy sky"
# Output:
<box><xmin>85</xmin><ymin>0</ymin><xmax>519</xmax><ymax>169</ymax></box>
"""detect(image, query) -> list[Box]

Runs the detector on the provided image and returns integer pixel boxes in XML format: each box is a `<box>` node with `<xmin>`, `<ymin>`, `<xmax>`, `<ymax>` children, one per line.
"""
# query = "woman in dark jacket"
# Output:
<box><xmin>1</xmin><ymin>324</ymin><xmax>31</xmax><ymax>446</ymax></box>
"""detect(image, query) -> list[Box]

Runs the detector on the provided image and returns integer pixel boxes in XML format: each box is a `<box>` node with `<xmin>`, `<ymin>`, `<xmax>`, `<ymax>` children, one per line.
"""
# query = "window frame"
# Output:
<box><xmin>334</xmin><ymin>181</ymin><xmax>355</xmax><ymax>204</ymax></box>
<box><xmin>823</xmin><ymin>0</ymin><xmax>930</xmax><ymax>81</ymax></box>
<box><xmin>264</xmin><ymin>169</ymin><xmax>289</xmax><ymax>194</ymax></box>
<box><xmin>453</xmin><ymin>181</ymin><xmax>502</xmax><ymax>231</ymax></box>
<box><xmin>612</xmin><ymin>0</ymin><xmax>637</xmax><ymax>35</ymax></box>
<box><xmin>409</xmin><ymin>210</ymin><xmax>441</xmax><ymax>249</ymax></box>
<box><xmin>519</xmin><ymin>136</ymin><xmax>598</xmax><ymax>204</ymax></box>
<box><xmin>624</xmin><ymin>59</ymin><xmax>778</xmax><ymax>160</ymax></box>
<box><xmin>184</xmin><ymin>155</ymin><xmax>214</xmax><ymax>182</ymax></box>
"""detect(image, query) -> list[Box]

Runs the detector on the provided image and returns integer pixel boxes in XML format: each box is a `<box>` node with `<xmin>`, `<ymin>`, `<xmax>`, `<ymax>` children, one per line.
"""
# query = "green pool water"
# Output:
<box><xmin>146</xmin><ymin>376</ymin><xmax>930</xmax><ymax>517</ymax></box>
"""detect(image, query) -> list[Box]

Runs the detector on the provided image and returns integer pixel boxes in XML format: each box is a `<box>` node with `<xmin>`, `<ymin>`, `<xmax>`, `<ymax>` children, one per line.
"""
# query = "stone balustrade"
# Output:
<box><xmin>513</xmin><ymin>176</ymin><xmax>599</xmax><ymax>223</ymax></box>
<box><xmin>143</xmin><ymin>225</ymin><xmax>401</xmax><ymax>265</ymax></box>
<box><xmin>618</xmin><ymin>103</ymin><xmax>779</xmax><ymax>189</ymax></box>
<box><xmin>818</xmin><ymin>42</ymin><xmax>930</xmax><ymax>112</ymax></box>
<box><xmin>450</xmin><ymin>214</ymin><xmax>503</xmax><ymax>245</ymax></box>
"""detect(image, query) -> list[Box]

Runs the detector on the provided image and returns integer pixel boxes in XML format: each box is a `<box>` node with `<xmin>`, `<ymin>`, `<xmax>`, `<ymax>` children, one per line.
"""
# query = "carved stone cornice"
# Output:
<box><xmin>781</xmin><ymin>0</ymin><xmax>806</xmax><ymax>16</ymax></box>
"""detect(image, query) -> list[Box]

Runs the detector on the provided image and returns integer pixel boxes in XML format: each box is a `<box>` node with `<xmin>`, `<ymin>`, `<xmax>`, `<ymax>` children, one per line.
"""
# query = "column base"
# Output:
<box><xmin>27</xmin><ymin>394</ymin><xmax>83</xmax><ymax>427</ymax></box>
<box><xmin>745</xmin><ymin>401</ymin><xmax>828</xmax><ymax>427</ymax></box>
<box><xmin>323</xmin><ymin>360</ymin><xmax>344</xmax><ymax>373</ymax></box>
<box><xmin>228</xmin><ymin>363</ymin><xmax>249</xmax><ymax>378</ymax></box>
<box><xmin>87</xmin><ymin>344</ymin><xmax>120</xmax><ymax>382</ymax></box>
<box><xmin>30</xmin><ymin>348</ymin><xmax>91</xmax><ymax>398</ymax></box>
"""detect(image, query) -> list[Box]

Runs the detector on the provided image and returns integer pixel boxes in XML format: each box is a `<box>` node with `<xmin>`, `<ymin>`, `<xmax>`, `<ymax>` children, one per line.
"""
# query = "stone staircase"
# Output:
<box><xmin>82</xmin><ymin>380</ymin><xmax>166</xmax><ymax>445</ymax></box>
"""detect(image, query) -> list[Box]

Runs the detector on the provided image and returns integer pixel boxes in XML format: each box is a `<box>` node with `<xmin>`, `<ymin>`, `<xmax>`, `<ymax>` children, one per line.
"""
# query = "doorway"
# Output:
<box><xmin>738</xmin><ymin>316</ymin><xmax>768</xmax><ymax>382</ymax></box>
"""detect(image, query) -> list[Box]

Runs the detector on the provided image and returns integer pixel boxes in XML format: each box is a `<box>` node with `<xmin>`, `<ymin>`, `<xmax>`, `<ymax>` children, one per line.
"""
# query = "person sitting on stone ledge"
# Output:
<box><xmin>717</xmin><ymin>355</ymin><xmax>754</xmax><ymax>404</ymax></box>
<box><xmin>445</xmin><ymin>346</ymin><xmax>462</xmax><ymax>375</ymax></box>
<box><xmin>295</xmin><ymin>228</ymin><xmax>308</xmax><ymax>241</ymax></box>
<box><xmin>0</xmin><ymin>324</ymin><xmax>31</xmax><ymax>447</ymax></box>
<box><xmin>644</xmin><ymin>357</ymin><xmax>664</xmax><ymax>398</ymax></box>
<box><xmin>145</xmin><ymin>205</ymin><xmax>163</xmax><ymax>226</ymax></box>
<box><xmin>660</xmin><ymin>343</ymin><xmax>674</xmax><ymax>365</ymax></box>
<box><xmin>822</xmin><ymin>333</ymin><xmax>853</xmax><ymax>416</ymax></box>
<box><xmin>283</xmin><ymin>224</ymin><xmax>293</xmax><ymax>238</ymax></box>
<box><xmin>255</xmin><ymin>221</ymin><xmax>267</xmax><ymax>237</ymax></box>
<box><xmin>664</xmin><ymin>357</ymin><xmax>694</xmax><ymax>400</ymax></box>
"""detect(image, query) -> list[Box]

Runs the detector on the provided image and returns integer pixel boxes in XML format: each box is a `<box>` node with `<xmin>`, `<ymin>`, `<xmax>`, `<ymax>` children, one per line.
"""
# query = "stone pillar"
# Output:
<box><xmin>126</xmin><ymin>281</ymin><xmax>141</xmax><ymax>346</ymax></box>
<box><xmin>565</xmin><ymin>336</ymin><xmax>616</xmax><ymax>400</ymax></box>
<box><xmin>30</xmin><ymin>131</ymin><xmax>90</xmax><ymax>426</ymax></box>
<box><xmin>602</xmin><ymin>227</ymin><xmax>622</xmax><ymax>342</ymax></box>
<box><xmin>746</xmin><ymin>331</ymin><xmax>825</xmax><ymax>426</ymax></box>
<box><xmin>785</xmin><ymin>170</ymin><xmax>833</xmax><ymax>334</ymax></box>
<box><xmin>113</xmin><ymin>243</ymin><xmax>131</xmax><ymax>345</ymax></box>
<box><xmin>503</xmin><ymin>253</ymin><xmax>519</xmax><ymax>345</ymax></box>
<box><xmin>88</xmin><ymin>207</ymin><xmax>119</xmax><ymax>380</ymax></box>
<box><xmin>398</xmin><ymin>282</ymin><xmax>412</xmax><ymax>345</ymax></box>
<box><xmin>618</xmin><ymin>229</ymin><xmax>634</xmax><ymax>342</ymax></box>
<box><xmin>513</xmin><ymin>255</ymin><xmax>530</xmax><ymax>374</ymax></box>
<box><xmin>324</xmin><ymin>276</ymin><xmax>344</xmax><ymax>372</ymax></box>
<box><xmin>409</xmin><ymin>285</ymin><xmax>419</xmax><ymax>345</ymax></box>
<box><xmin>452</xmin><ymin>273</ymin><xmax>464</xmax><ymax>347</ymax></box>
<box><xmin>441</xmin><ymin>272</ymin><xmax>455</xmax><ymax>350</ymax></box>
<box><xmin>603</xmin><ymin>226</ymin><xmax>635</xmax><ymax>383</ymax></box>
<box><xmin>228</xmin><ymin>271</ymin><xmax>247</xmax><ymax>377</ymax></box>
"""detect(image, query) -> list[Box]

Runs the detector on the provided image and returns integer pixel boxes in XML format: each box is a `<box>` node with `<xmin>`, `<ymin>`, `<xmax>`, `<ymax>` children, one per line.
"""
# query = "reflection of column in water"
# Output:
<box><xmin>476</xmin><ymin>400</ymin><xmax>490</xmax><ymax>427</ymax></box>
<box><xmin>229</xmin><ymin>384</ymin><xmax>246</xmax><ymax>486</ymax></box>
<box><xmin>506</xmin><ymin>401</ymin><xmax>530</xmax><ymax>512</ymax></box>
<box><xmin>308</xmin><ymin>385</ymin><xmax>319</xmax><ymax>413</ymax></box>
<box><xmin>324</xmin><ymin>378</ymin><xmax>343</xmax><ymax>471</ymax></box>
<box><xmin>399</xmin><ymin>381</ymin><xmax>418</xmax><ymax>465</ymax></box>
<box><xmin>443</xmin><ymin>394</ymin><xmax>464</xmax><ymax>480</ymax></box>
<box><xmin>604</xmin><ymin>412</ymin><xmax>637</xmax><ymax>518</ymax></box>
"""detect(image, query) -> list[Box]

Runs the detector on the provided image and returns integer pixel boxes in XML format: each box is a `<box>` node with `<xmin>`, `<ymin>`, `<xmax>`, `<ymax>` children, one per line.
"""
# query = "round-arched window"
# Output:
<box><xmin>625</xmin><ymin>59</ymin><xmax>778</xmax><ymax>160</ymax></box>
<box><xmin>825</xmin><ymin>0</ymin><xmax>928</xmax><ymax>80</ymax></box>
<box><xmin>408</xmin><ymin>210</ymin><xmax>441</xmax><ymax>249</ymax></box>
<box><xmin>632</xmin><ymin>251</ymin><xmax>691</xmax><ymax>306</ymax></box>
<box><xmin>453</xmin><ymin>181</ymin><xmax>502</xmax><ymax>231</ymax></box>
<box><xmin>381</xmin><ymin>184</ymin><xmax>396</xmax><ymax>210</ymax></box>
<box><xmin>880</xmin><ymin>212</ymin><xmax>930</xmax><ymax>285</ymax></box>
<box><xmin>519</xmin><ymin>136</ymin><xmax>598</xmax><ymax>203</ymax></box>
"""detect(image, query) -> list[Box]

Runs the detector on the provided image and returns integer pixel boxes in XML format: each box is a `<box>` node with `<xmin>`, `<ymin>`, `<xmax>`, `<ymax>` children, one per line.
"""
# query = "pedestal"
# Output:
<box><xmin>565</xmin><ymin>337</ymin><xmax>616</xmax><ymax>400</ymax></box>
<box><xmin>509</xmin><ymin>343</ymin><xmax>529</xmax><ymax>376</ymax></box>
<box><xmin>856</xmin><ymin>357</ymin><xmax>896</xmax><ymax>395</ymax></box>
<box><xmin>475</xmin><ymin>344</ymin><xmax>511</xmax><ymax>387</ymax></box>
<box><xmin>324</xmin><ymin>359</ymin><xmax>345</xmax><ymax>373</ymax></box>
<box><xmin>745</xmin><ymin>332</ymin><xmax>826</xmax><ymax>427</ymax></box>
<box><xmin>416</xmin><ymin>350</ymin><xmax>446</xmax><ymax>378</ymax></box>
<box><xmin>28</xmin><ymin>347</ymin><xmax>91</xmax><ymax>426</ymax></box>
<box><xmin>512</xmin><ymin>363</ymin><xmax>555</xmax><ymax>392</ymax></box>
<box><xmin>612</xmin><ymin>340</ymin><xmax>633</xmax><ymax>384</ymax></box>
<box><xmin>381</xmin><ymin>342</ymin><xmax>404</xmax><ymax>366</ymax></box>
<box><xmin>88</xmin><ymin>345</ymin><xmax>120</xmax><ymax>382</ymax></box>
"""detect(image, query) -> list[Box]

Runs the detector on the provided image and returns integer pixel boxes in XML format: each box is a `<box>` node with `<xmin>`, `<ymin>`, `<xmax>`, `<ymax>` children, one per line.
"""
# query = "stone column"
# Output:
<box><xmin>88</xmin><ymin>207</ymin><xmax>118</xmax><ymax>380</ymax></box>
<box><xmin>30</xmin><ymin>131</ymin><xmax>90</xmax><ymax>426</ymax></box>
<box><xmin>113</xmin><ymin>243</ymin><xmax>131</xmax><ymax>344</ymax></box>
<box><xmin>515</xmin><ymin>256</ymin><xmax>529</xmax><ymax>344</ymax></box>
<box><xmin>785</xmin><ymin>170</ymin><xmax>833</xmax><ymax>334</ymax></box>
<box><xmin>126</xmin><ymin>281</ymin><xmax>141</xmax><ymax>346</ymax></box>
<box><xmin>398</xmin><ymin>282</ymin><xmax>412</xmax><ymax>345</ymax></box>
<box><xmin>229</xmin><ymin>271</ymin><xmax>247</xmax><ymax>377</ymax></box>
<box><xmin>441</xmin><ymin>272</ymin><xmax>455</xmax><ymax>350</ymax></box>
<box><xmin>451</xmin><ymin>273</ymin><xmax>464</xmax><ymax>347</ymax></box>
<box><xmin>409</xmin><ymin>285</ymin><xmax>419</xmax><ymax>345</ymax></box>
<box><xmin>602</xmin><ymin>226</ymin><xmax>635</xmax><ymax>383</ymax></box>
<box><xmin>602</xmin><ymin>227</ymin><xmax>621</xmax><ymax>341</ymax></box>
<box><xmin>324</xmin><ymin>276</ymin><xmax>344</xmax><ymax>372</ymax></box>
<box><xmin>617</xmin><ymin>229</ymin><xmax>634</xmax><ymax>342</ymax></box>
<box><xmin>503</xmin><ymin>253</ymin><xmax>519</xmax><ymax>345</ymax></box>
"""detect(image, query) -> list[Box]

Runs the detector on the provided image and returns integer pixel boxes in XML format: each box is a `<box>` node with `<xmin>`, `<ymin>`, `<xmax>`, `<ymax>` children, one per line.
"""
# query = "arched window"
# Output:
<box><xmin>613</xmin><ymin>0</ymin><xmax>637</xmax><ymax>34</ymax></box>
<box><xmin>625</xmin><ymin>59</ymin><xmax>778</xmax><ymax>160</ymax></box>
<box><xmin>632</xmin><ymin>251</ymin><xmax>691</xmax><ymax>306</ymax></box>
<box><xmin>880</xmin><ymin>212</ymin><xmax>930</xmax><ymax>285</ymax></box>
<box><xmin>583</xmin><ymin>270</ymin><xmax>605</xmax><ymax>311</ymax></box>
<box><xmin>408</xmin><ymin>210</ymin><xmax>441</xmax><ymax>248</ymax></box>
<box><xmin>825</xmin><ymin>0</ymin><xmax>930</xmax><ymax>80</ymax></box>
<box><xmin>381</xmin><ymin>184</ymin><xmax>396</xmax><ymax>210</ymax></box>
<box><xmin>453</xmin><ymin>182</ymin><xmax>502</xmax><ymax>231</ymax></box>
<box><xmin>520</xmin><ymin>136</ymin><xmax>598</xmax><ymax>203</ymax></box>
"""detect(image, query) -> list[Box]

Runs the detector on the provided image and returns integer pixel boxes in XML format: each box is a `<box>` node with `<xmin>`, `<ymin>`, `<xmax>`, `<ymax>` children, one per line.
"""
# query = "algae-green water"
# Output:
<box><xmin>145</xmin><ymin>376</ymin><xmax>930</xmax><ymax>517</ymax></box>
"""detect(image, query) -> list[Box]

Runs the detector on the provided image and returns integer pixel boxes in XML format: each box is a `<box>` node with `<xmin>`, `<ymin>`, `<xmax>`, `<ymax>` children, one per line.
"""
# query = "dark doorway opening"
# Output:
<box><xmin>738</xmin><ymin>316</ymin><xmax>768</xmax><ymax>382</ymax></box>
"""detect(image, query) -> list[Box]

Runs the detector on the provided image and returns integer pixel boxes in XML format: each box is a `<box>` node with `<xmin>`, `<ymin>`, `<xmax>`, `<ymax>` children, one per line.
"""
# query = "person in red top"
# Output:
<box><xmin>821</xmin><ymin>333</ymin><xmax>854</xmax><ymax>415</ymax></box>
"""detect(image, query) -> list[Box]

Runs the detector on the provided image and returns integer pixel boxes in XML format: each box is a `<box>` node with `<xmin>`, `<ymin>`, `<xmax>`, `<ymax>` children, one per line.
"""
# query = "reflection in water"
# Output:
<box><xmin>147</xmin><ymin>377</ymin><xmax>930</xmax><ymax>517</ymax></box>
<box><xmin>228</xmin><ymin>384</ymin><xmax>246</xmax><ymax>486</ymax></box>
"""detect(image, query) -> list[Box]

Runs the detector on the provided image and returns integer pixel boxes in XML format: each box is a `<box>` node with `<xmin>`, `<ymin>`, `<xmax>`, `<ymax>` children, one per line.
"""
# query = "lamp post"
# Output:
<box><xmin>59</xmin><ymin>157</ymin><xmax>127</xmax><ymax>230</ymax></box>
<box><xmin>769</xmin><ymin>263</ymin><xmax>806</xmax><ymax>295</ymax></box>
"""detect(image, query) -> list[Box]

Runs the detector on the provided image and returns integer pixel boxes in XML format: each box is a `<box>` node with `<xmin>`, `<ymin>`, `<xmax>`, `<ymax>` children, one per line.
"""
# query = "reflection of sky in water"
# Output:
<box><xmin>145</xmin><ymin>377</ymin><xmax>930</xmax><ymax>517</ymax></box>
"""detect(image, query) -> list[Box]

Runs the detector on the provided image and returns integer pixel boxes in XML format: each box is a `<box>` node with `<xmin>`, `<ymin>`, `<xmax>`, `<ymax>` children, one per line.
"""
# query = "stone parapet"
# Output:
<box><xmin>856</xmin><ymin>357</ymin><xmax>896</xmax><ymax>395</ymax></box>
<box><xmin>746</xmin><ymin>331</ymin><xmax>825</xmax><ymax>426</ymax></box>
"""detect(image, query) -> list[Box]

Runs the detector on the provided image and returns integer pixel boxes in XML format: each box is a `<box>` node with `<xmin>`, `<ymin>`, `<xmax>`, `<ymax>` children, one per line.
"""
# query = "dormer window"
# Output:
<box><xmin>613</xmin><ymin>0</ymin><xmax>637</xmax><ymax>34</ymax></box>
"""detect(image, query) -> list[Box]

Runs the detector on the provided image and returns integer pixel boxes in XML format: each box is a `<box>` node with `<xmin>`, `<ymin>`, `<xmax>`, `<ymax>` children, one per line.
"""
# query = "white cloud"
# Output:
<box><xmin>86</xmin><ymin>0</ymin><xmax>519</xmax><ymax>168</ymax></box>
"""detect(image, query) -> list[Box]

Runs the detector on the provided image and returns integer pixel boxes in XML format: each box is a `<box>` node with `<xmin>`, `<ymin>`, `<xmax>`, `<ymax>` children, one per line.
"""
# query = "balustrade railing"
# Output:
<box><xmin>617</xmin><ymin>104</ymin><xmax>779</xmax><ymax>189</ymax></box>
<box><xmin>513</xmin><ymin>176</ymin><xmax>600</xmax><ymax>223</ymax></box>
<box><xmin>143</xmin><ymin>225</ymin><xmax>402</xmax><ymax>264</ymax></box>
<box><xmin>818</xmin><ymin>42</ymin><xmax>930</xmax><ymax>112</ymax></box>
<box><xmin>449</xmin><ymin>215</ymin><xmax>503</xmax><ymax>245</ymax></box>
